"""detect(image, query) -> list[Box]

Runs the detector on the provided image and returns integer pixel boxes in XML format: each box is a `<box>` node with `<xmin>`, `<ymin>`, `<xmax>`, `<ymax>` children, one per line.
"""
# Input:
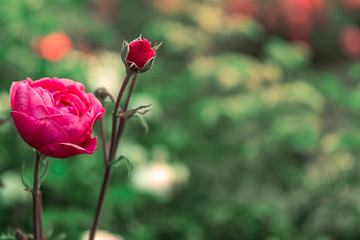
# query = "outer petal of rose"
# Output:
<box><xmin>11</xmin><ymin>111</ymin><xmax>70</xmax><ymax>149</ymax></box>
<box><xmin>38</xmin><ymin>137</ymin><xmax>97</xmax><ymax>159</ymax></box>
<box><xmin>52</xmin><ymin>77</ymin><xmax>85</xmax><ymax>92</ymax></box>
<box><xmin>10</xmin><ymin>78</ymin><xmax>33</xmax><ymax>110</ymax></box>
<box><xmin>72</xmin><ymin>94</ymin><xmax>104</xmax><ymax>145</ymax></box>
<box><xmin>33</xmin><ymin>119</ymin><xmax>70</xmax><ymax>148</ymax></box>
<box><xmin>10</xmin><ymin>81</ymin><xmax>22</xmax><ymax>110</ymax></box>
<box><xmin>29</xmin><ymin>77</ymin><xmax>55</xmax><ymax>89</ymax></box>
<box><xmin>44</xmin><ymin>113</ymin><xmax>86</xmax><ymax>143</ymax></box>
<box><xmin>75</xmin><ymin>109</ymin><xmax>104</xmax><ymax>145</ymax></box>
<box><xmin>10</xmin><ymin>111</ymin><xmax>44</xmax><ymax>148</ymax></box>
<box><xmin>11</xmin><ymin>81</ymin><xmax>30</xmax><ymax>114</ymax></box>
<box><xmin>88</xmin><ymin>93</ymin><xmax>105</xmax><ymax>120</ymax></box>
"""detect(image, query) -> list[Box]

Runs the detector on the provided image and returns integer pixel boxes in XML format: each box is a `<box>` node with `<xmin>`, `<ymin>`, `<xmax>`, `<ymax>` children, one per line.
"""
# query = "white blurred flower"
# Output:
<box><xmin>81</xmin><ymin>230</ymin><xmax>124</xmax><ymax>240</ymax></box>
<box><xmin>131</xmin><ymin>161</ymin><xmax>189</xmax><ymax>196</ymax></box>
<box><xmin>86</xmin><ymin>50</ymin><xmax>124</xmax><ymax>96</ymax></box>
<box><xmin>0</xmin><ymin>171</ymin><xmax>31</xmax><ymax>207</ymax></box>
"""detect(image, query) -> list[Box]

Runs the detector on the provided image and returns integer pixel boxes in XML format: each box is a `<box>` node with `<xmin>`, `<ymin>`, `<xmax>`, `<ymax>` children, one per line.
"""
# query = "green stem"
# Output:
<box><xmin>32</xmin><ymin>152</ymin><xmax>41</xmax><ymax>240</ymax></box>
<box><xmin>89</xmin><ymin>71</ymin><xmax>134</xmax><ymax>240</ymax></box>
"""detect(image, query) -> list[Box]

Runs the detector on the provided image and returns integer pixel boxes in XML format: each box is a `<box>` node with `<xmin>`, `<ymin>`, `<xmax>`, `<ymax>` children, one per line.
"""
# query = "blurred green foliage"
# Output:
<box><xmin>1</xmin><ymin>0</ymin><xmax>360</xmax><ymax>239</ymax></box>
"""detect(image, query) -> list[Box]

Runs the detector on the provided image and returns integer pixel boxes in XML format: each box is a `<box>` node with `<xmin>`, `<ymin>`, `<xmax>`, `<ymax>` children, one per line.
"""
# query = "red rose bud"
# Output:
<box><xmin>122</xmin><ymin>37</ymin><xmax>161</xmax><ymax>73</ymax></box>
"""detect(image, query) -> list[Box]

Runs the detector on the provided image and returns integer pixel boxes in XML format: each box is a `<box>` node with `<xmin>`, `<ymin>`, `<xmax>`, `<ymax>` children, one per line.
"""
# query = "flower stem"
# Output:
<box><xmin>100</xmin><ymin>117</ymin><xmax>108</xmax><ymax>167</ymax></box>
<box><xmin>114</xmin><ymin>73</ymin><xmax>138</xmax><ymax>148</ymax></box>
<box><xmin>109</xmin><ymin>71</ymin><xmax>132</xmax><ymax>163</ymax></box>
<box><xmin>15</xmin><ymin>229</ymin><xmax>28</xmax><ymax>240</ymax></box>
<box><xmin>88</xmin><ymin>165</ymin><xmax>112</xmax><ymax>240</ymax></box>
<box><xmin>38</xmin><ymin>192</ymin><xmax>45</xmax><ymax>240</ymax></box>
<box><xmin>89</xmin><ymin>71</ymin><xmax>135</xmax><ymax>240</ymax></box>
<box><xmin>32</xmin><ymin>151</ymin><xmax>41</xmax><ymax>240</ymax></box>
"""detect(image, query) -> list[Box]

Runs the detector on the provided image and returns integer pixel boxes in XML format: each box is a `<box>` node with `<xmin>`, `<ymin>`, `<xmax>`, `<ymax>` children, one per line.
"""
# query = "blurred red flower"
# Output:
<box><xmin>343</xmin><ymin>0</ymin><xmax>360</xmax><ymax>10</ymax></box>
<box><xmin>224</xmin><ymin>0</ymin><xmax>259</xmax><ymax>18</ymax></box>
<box><xmin>35</xmin><ymin>32</ymin><xmax>72</xmax><ymax>62</ymax></box>
<box><xmin>283</xmin><ymin>0</ymin><xmax>326</xmax><ymax>42</ymax></box>
<box><xmin>340</xmin><ymin>26</ymin><xmax>360</xmax><ymax>59</ymax></box>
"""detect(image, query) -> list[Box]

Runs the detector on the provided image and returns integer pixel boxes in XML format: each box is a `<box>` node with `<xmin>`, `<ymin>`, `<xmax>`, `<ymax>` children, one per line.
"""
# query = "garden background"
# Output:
<box><xmin>1</xmin><ymin>0</ymin><xmax>360</xmax><ymax>239</ymax></box>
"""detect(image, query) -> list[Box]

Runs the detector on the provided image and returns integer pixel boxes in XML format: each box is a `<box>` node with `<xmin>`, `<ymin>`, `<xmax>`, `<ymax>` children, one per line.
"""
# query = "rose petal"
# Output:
<box><xmin>52</xmin><ymin>77</ymin><xmax>85</xmax><ymax>92</ymax></box>
<box><xmin>11</xmin><ymin>111</ymin><xmax>70</xmax><ymax>149</ymax></box>
<box><xmin>30</xmin><ymin>77</ymin><xmax>55</xmax><ymax>89</ymax></box>
<box><xmin>88</xmin><ymin>93</ymin><xmax>105</xmax><ymax>119</ymax></box>
<box><xmin>38</xmin><ymin>137</ymin><xmax>97</xmax><ymax>158</ymax></box>
<box><xmin>63</xmin><ymin>93</ymin><xmax>87</xmax><ymax>115</ymax></box>
<box><xmin>33</xmin><ymin>87</ymin><xmax>55</xmax><ymax>108</ymax></box>
<box><xmin>33</xmin><ymin>119</ymin><xmax>70</xmax><ymax>148</ymax></box>
<box><xmin>10</xmin><ymin>111</ymin><xmax>44</xmax><ymax>147</ymax></box>
<box><xmin>28</xmin><ymin>86</ymin><xmax>50</xmax><ymax>119</ymax></box>
<box><xmin>43</xmin><ymin>113</ymin><xmax>85</xmax><ymax>143</ymax></box>
<box><xmin>9</xmin><ymin>81</ymin><xmax>25</xmax><ymax>110</ymax></box>
<box><xmin>12</xmin><ymin>81</ymin><xmax>30</xmax><ymax>114</ymax></box>
<box><xmin>75</xmin><ymin>109</ymin><xmax>104</xmax><ymax>145</ymax></box>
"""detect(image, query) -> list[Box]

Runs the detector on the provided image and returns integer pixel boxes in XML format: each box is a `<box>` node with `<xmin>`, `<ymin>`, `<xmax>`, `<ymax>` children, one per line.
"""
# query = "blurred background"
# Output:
<box><xmin>1</xmin><ymin>0</ymin><xmax>360</xmax><ymax>239</ymax></box>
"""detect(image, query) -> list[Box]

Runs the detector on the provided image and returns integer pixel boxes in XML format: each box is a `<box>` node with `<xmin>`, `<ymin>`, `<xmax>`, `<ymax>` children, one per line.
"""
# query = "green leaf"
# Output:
<box><xmin>20</xmin><ymin>158</ymin><xmax>30</xmax><ymax>190</ymax></box>
<box><xmin>111</xmin><ymin>155</ymin><xmax>134</xmax><ymax>177</ymax></box>
<box><xmin>135</xmin><ymin>113</ymin><xmax>149</xmax><ymax>134</ymax></box>
<box><xmin>39</xmin><ymin>158</ymin><xmax>50</xmax><ymax>187</ymax></box>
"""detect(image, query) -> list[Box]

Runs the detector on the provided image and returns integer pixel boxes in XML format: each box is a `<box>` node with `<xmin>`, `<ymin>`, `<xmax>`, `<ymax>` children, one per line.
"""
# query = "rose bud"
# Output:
<box><xmin>121</xmin><ymin>36</ymin><xmax>161</xmax><ymax>73</ymax></box>
<box><xmin>9</xmin><ymin>77</ymin><xmax>105</xmax><ymax>158</ymax></box>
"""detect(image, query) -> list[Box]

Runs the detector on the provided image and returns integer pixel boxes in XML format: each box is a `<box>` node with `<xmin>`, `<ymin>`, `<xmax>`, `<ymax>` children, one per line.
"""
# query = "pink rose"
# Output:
<box><xmin>126</xmin><ymin>38</ymin><xmax>155</xmax><ymax>71</ymax></box>
<box><xmin>10</xmin><ymin>77</ymin><xmax>105</xmax><ymax>158</ymax></box>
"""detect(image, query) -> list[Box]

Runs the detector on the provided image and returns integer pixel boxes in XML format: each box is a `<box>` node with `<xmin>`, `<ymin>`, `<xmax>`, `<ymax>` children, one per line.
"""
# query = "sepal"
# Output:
<box><xmin>139</xmin><ymin>57</ymin><xmax>155</xmax><ymax>73</ymax></box>
<box><xmin>121</xmin><ymin>40</ymin><xmax>129</xmax><ymax>64</ymax></box>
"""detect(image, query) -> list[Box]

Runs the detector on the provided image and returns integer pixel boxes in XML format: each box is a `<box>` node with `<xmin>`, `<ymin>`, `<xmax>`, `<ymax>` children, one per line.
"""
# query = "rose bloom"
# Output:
<box><xmin>10</xmin><ymin>77</ymin><xmax>105</xmax><ymax>158</ymax></box>
<box><xmin>126</xmin><ymin>38</ymin><xmax>155</xmax><ymax>70</ymax></box>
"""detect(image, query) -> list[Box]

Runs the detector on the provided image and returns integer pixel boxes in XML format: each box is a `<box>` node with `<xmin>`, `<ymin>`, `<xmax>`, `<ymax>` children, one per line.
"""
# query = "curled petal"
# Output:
<box><xmin>12</xmin><ymin>81</ymin><xmax>30</xmax><ymax>114</ymax></box>
<box><xmin>11</xmin><ymin>111</ymin><xmax>70</xmax><ymax>149</ymax></box>
<box><xmin>43</xmin><ymin>113</ymin><xmax>84</xmax><ymax>143</ymax></box>
<box><xmin>38</xmin><ymin>137</ymin><xmax>97</xmax><ymax>159</ymax></box>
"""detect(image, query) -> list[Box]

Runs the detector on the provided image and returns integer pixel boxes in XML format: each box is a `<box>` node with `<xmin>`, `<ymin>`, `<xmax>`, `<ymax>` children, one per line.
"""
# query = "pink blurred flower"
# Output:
<box><xmin>36</xmin><ymin>32</ymin><xmax>72</xmax><ymax>62</ymax></box>
<box><xmin>340</xmin><ymin>26</ymin><xmax>360</xmax><ymax>59</ymax></box>
<box><xmin>283</xmin><ymin>0</ymin><xmax>326</xmax><ymax>42</ymax></box>
<box><xmin>9</xmin><ymin>77</ymin><xmax>105</xmax><ymax>158</ymax></box>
